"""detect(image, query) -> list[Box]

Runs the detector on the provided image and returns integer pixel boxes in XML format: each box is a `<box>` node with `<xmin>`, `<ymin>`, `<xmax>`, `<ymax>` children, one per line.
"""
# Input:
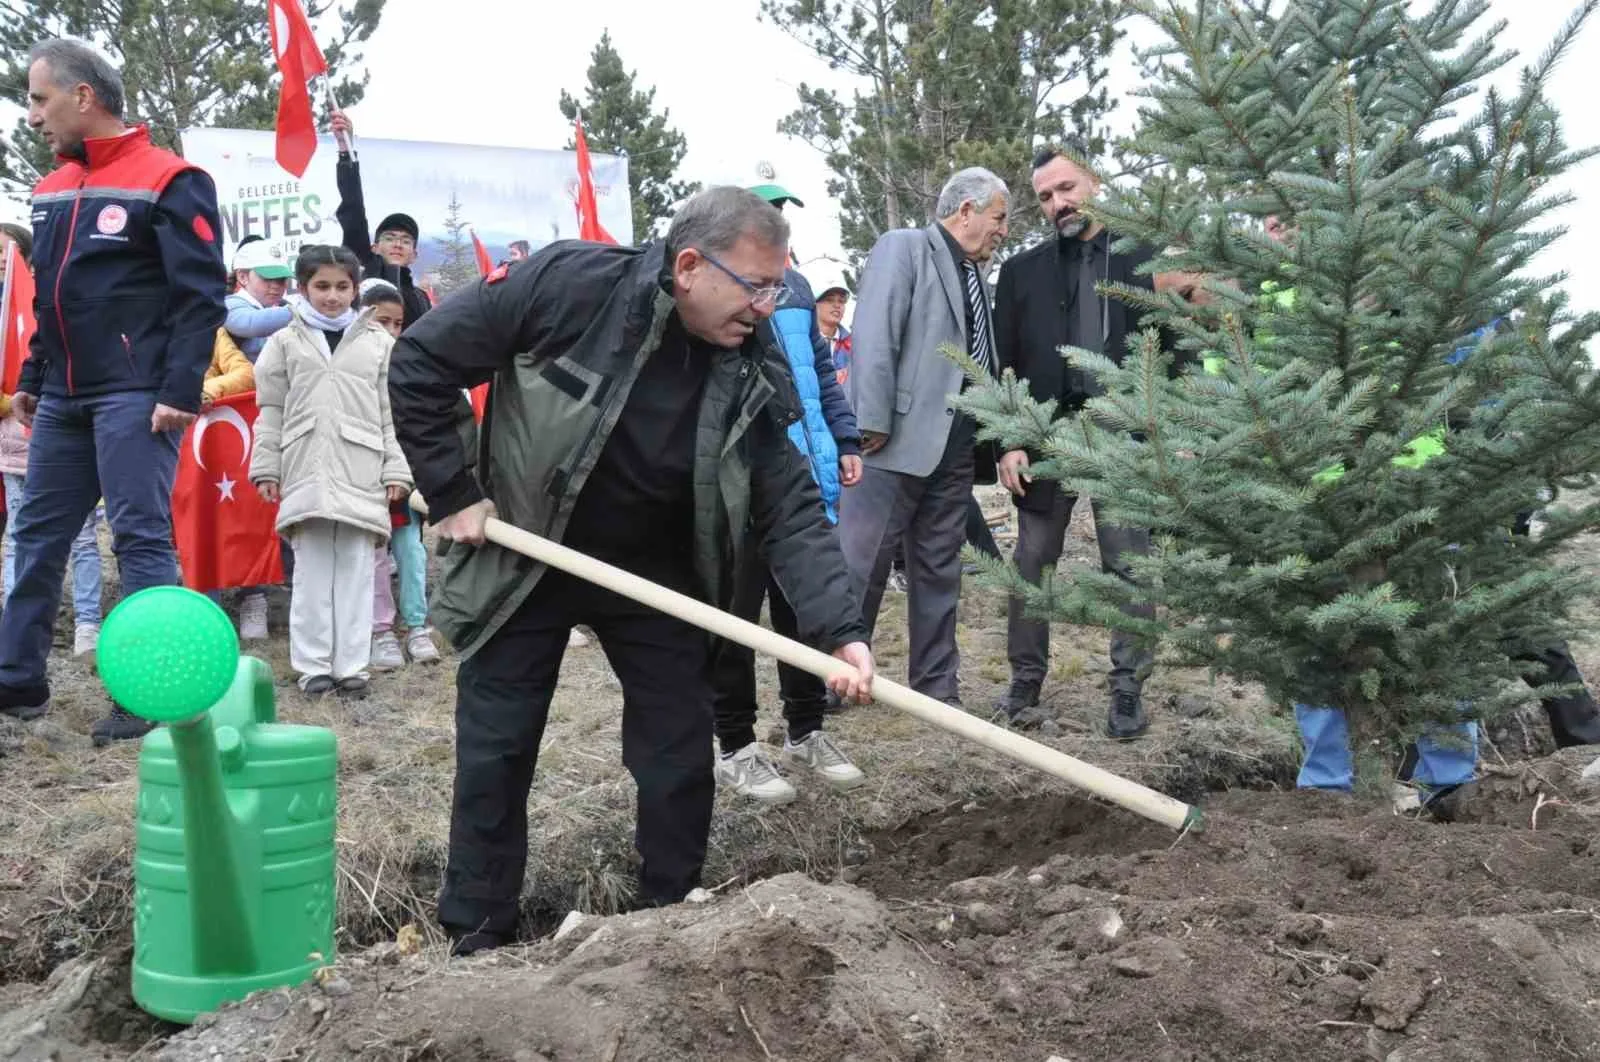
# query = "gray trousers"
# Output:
<box><xmin>839</xmin><ymin>426</ymin><xmax>975</xmax><ymax>703</ymax></box>
<box><xmin>1008</xmin><ymin>493</ymin><xmax>1154</xmax><ymax>694</ymax></box>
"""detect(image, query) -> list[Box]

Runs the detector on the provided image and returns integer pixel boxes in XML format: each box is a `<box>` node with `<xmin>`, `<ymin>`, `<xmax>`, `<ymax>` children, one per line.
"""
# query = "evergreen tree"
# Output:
<box><xmin>558</xmin><ymin>31</ymin><xmax>698</xmax><ymax>243</ymax></box>
<box><xmin>431</xmin><ymin>192</ymin><xmax>477</xmax><ymax>296</ymax></box>
<box><xmin>0</xmin><ymin>0</ymin><xmax>384</xmax><ymax>188</ymax></box>
<box><xmin>955</xmin><ymin>0</ymin><xmax>1600</xmax><ymax>768</ymax></box>
<box><xmin>763</xmin><ymin>0</ymin><xmax>1122</xmax><ymax>264</ymax></box>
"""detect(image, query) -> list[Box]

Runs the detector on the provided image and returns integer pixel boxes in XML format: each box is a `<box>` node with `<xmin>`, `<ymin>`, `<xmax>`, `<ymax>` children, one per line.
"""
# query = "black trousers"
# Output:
<box><xmin>710</xmin><ymin>560</ymin><xmax>828</xmax><ymax>753</ymax></box>
<box><xmin>892</xmin><ymin>495</ymin><xmax>1000</xmax><ymax>572</ymax></box>
<box><xmin>437</xmin><ymin>567</ymin><xmax>715</xmax><ymax>937</ymax></box>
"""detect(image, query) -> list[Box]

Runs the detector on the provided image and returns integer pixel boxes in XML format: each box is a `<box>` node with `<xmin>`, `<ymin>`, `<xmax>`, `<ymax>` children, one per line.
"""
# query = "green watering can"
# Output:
<box><xmin>100</xmin><ymin>587</ymin><xmax>338</xmax><ymax>1024</ymax></box>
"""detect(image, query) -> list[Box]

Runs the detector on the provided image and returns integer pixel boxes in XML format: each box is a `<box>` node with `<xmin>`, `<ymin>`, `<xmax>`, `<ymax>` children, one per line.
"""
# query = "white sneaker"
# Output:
<box><xmin>73</xmin><ymin>622</ymin><xmax>100</xmax><ymax>658</ymax></box>
<box><xmin>406</xmin><ymin>627</ymin><xmax>441</xmax><ymax>664</ymax></box>
<box><xmin>887</xmin><ymin>570</ymin><xmax>909</xmax><ymax>594</ymax></box>
<box><xmin>715</xmin><ymin>743</ymin><xmax>798</xmax><ymax>805</ymax></box>
<box><xmin>239</xmin><ymin>592</ymin><xmax>269</xmax><ymax>641</ymax></box>
<box><xmin>784</xmin><ymin>731</ymin><xmax>866</xmax><ymax>791</ymax></box>
<box><xmin>568</xmin><ymin>628</ymin><xmax>590</xmax><ymax>648</ymax></box>
<box><xmin>371</xmin><ymin>630</ymin><xmax>405</xmax><ymax>671</ymax></box>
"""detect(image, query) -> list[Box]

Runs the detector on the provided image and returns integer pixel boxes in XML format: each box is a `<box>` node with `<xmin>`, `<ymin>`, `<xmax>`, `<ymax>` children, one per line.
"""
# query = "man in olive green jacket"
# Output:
<box><xmin>388</xmin><ymin>187</ymin><xmax>876</xmax><ymax>954</ymax></box>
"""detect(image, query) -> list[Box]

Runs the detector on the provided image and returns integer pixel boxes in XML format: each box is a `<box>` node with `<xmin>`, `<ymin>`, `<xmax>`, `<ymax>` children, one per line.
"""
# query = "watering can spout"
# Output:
<box><xmin>163</xmin><ymin>658</ymin><xmax>275</xmax><ymax>972</ymax></box>
<box><xmin>102</xmin><ymin>587</ymin><xmax>336</xmax><ymax>1022</ymax></box>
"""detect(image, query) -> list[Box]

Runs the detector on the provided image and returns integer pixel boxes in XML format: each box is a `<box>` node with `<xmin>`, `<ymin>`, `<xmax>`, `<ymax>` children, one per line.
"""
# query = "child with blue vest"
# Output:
<box><xmin>710</xmin><ymin>178</ymin><xmax>865</xmax><ymax>805</ymax></box>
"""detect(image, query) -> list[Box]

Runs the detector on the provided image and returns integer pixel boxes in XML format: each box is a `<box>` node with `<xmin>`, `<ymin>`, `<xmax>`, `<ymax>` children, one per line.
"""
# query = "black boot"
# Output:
<box><xmin>993</xmin><ymin>680</ymin><xmax>1040</xmax><ymax>717</ymax></box>
<box><xmin>1107</xmin><ymin>689</ymin><xmax>1148</xmax><ymax>740</ymax></box>
<box><xmin>91</xmin><ymin>705</ymin><xmax>154</xmax><ymax>747</ymax></box>
<box><xmin>1527</xmin><ymin>644</ymin><xmax>1600</xmax><ymax>747</ymax></box>
<box><xmin>448</xmin><ymin>927</ymin><xmax>506</xmax><ymax>957</ymax></box>
<box><xmin>994</xmin><ymin>681</ymin><xmax>1054</xmax><ymax>729</ymax></box>
<box><xmin>0</xmin><ymin>682</ymin><xmax>49</xmax><ymax>721</ymax></box>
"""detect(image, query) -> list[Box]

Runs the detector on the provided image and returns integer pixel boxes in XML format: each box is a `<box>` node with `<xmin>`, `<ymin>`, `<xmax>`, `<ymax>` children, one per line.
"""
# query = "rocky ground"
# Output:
<box><xmin>2</xmin><ymin>499</ymin><xmax>1598</xmax><ymax>1060</ymax></box>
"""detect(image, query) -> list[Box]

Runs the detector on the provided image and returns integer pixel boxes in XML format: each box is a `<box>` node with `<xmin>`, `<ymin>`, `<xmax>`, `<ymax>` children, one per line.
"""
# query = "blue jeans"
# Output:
<box><xmin>0</xmin><ymin>391</ymin><xmax>180</xmax><ymax>689</ymax></box>
<box><xmin>390</xmin><ymin>512</ymin><xmax>427</xmax><ymax>629</ymax></box>
<box><xmin>3</xmin><ymin>473</ymin><xmax>102</xmax><ymax>624</ymax></box>
<box><xmin>1294</xmin><ymin>705</ymin><xmax>1477</xmax><ymax>792</ymax></box>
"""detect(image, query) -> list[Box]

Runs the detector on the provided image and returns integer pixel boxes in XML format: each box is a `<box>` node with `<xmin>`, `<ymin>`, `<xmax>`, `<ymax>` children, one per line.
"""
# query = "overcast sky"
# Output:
<box><xmin>6</xmin><ymin>1</ymin><xmax>1597</xmax><ymax>314</ymax></box>
<box><xmin>349</xmin><ymin>0</ymin><xmax>1599</xmax><ymax>313</ymax></box>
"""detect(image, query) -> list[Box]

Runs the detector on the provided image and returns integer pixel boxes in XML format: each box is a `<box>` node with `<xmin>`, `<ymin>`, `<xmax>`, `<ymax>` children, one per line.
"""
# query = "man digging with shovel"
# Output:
<box><xmin>388</xmin><ymin>187</ymin><xmax>876</xmax><ymax>955</ymax></box>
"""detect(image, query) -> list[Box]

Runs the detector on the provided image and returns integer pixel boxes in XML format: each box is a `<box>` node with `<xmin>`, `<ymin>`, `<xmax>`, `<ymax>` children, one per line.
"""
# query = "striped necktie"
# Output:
<box><xmin>962</xmin><ymin>259</ymin><xmax>995</xmax><ymax>377</ymax></box>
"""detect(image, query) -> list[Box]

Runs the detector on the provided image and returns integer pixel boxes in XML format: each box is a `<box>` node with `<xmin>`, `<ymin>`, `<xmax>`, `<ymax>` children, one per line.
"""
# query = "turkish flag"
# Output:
<box><xmin>268</xmin><ymin>0</ymin><xmax>328</xmax><ymax>178</ymax></box>
<box><xmin>466</xmin><ymin>231</ymin><xmax>495</xmax><ymax>422</ymax></box>
<box><xmin>172</xmin><ymin>392</ymin><xmax>285</xmax><ymax>592</ymax></box>
<box><xmin>574</xmin><ymin>119</ymin><xmax>616</xmax><ymax>244</ymax></box>
<box><xmin>470</xmin><ymin>229</ymin><xmax>493</xmax><ymax>276</ymax></box>
<box><xmin>0</xmin><ymin>242</ymin><xmax>36</xmax><ymax>395</ymax></box>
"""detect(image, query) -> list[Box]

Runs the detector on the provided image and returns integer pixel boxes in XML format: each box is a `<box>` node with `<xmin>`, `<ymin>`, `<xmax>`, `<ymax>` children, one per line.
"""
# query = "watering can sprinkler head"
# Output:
<box><xmin>99</xmin><ymin>587</ymin><xmax>242</xmax><ymax>726</ymax></box>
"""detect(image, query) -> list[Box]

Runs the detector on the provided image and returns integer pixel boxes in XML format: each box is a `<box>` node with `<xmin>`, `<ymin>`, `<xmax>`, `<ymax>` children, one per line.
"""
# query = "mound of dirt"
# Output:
<box><xmin>10</xmin><ymin>758</ymin><xmax>1599</xmax><ymax>1062</ymax></box>
<box><xmin>148</xmin><ymin>873</ymin><xmax>976</xmax><ymax>1062</ymax></box>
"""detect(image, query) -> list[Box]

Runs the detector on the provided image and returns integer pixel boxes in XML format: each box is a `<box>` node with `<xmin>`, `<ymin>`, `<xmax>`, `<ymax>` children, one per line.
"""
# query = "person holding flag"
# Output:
<box><xmin>2</xmin><ymin>39</ymin><xmax>227</xmax><ymax>741</ymax></box>
<box><xmin>328</xmin><ymin>110</ymin><xmax>433</xmax><ymax>328</ymax></box>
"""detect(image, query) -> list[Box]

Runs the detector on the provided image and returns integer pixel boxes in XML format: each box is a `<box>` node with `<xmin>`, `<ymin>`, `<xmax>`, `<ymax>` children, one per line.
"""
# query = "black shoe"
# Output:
<box><xmin>1007</xmin><ymin>704</ymin><xmax>1057</xmax><ymax>731</ymax></box>
<box><xmin>302</xmin><ymin>675</ymin><xmax>336</xmax><ymax>696</ymax></box>
<box><xmin>993</xmin><ymin>680</ymin><xmax>1041</xmax><ymax>718</ymax></box>
<box><xmin>0</xmin><ymin>682</ymin><xmax>49</xmax><ymax>721</ymax></box>
<box><xmin>448</xmin><ymin>928</ymin><xmax>506</xmax><ymax>957</ymax></box>
<box><xmin>824</xmin><ymin>689</ymin><xmax>848</xmax><ymax>715</ymax></box>
<box><xmin>91</xmin><ymin>705</ymin><xmax>154</xmax><ymax>747</ymax></box>
<box><xmin>336</xmin><ymin>675</ymin><xmax>370</xmax><ymax>700</ymax></box>
<box><xmin>1107</xmin><ymin>689</ymin><xmax>1148</xmax><ymax>740</ymax></box>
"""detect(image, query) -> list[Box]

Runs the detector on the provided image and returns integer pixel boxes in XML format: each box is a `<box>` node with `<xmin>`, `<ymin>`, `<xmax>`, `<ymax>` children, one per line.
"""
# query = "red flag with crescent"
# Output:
<box><xmin>267</xmin><ymin>0</ymin><xmax>328</xmax><ymax>178</ymax></box>
<box><xmin>172</xmin><ymin>391</ymin><xmax>284</xmax><ymax>592</ymax></box>
<box><xmin>0</xmin><ymin>241</ymin><xmax>36</xmax><ymax>396</ymax></box>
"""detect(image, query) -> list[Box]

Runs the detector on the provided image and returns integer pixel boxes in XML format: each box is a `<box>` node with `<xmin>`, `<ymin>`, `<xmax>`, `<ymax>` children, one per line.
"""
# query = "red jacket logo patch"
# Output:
<box><xmin>96</xmin><ymin>204</ymin><xmax>128</xmax><ymax>235</ymax></box>
<box><xmin>192</xmin><ymin>215</ymin><xmax>216</xmax><ymax>243</ymax></box>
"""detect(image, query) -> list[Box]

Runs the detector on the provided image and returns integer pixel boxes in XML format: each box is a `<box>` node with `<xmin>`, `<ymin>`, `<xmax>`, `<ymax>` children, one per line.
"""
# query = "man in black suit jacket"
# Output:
<box><xmin>991</xmin><ymin>147</ymin><xmax>1197</xmax><ymax>739</ymax></box>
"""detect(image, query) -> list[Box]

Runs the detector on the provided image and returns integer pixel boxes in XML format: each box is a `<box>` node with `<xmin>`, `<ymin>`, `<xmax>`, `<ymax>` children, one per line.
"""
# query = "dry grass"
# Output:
<box><xmin>0</xmin><ymin>500</ymin><xmax>1402</xmax><ymax>985</ymax></box>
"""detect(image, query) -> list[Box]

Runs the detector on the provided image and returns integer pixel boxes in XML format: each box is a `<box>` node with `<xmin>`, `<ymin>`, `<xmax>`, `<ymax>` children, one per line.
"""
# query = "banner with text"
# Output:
<box><xmin>180</xmin><ymin>127</ymin><xmax>633</xmax><ymax>276</ymax></box>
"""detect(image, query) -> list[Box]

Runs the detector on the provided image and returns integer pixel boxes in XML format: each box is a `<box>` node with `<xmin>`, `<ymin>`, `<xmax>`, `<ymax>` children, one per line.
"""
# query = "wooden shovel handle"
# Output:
<box><xmin>412</xmin><ymin>494</ymin><xmax>1203</xmax><ymax>833</ymax></box>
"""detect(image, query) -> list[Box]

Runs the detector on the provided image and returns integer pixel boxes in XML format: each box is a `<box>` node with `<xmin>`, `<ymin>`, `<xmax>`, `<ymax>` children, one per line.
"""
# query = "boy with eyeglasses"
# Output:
<box><xmin>329</xmin><ymin>111</ymin><xmax>432</xmax><ymax>327</ymax></box>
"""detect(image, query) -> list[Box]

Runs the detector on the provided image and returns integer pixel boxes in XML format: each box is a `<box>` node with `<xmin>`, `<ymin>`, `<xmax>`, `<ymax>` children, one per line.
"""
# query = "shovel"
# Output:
<box><xmin>411</xmin><ymin>495</ymin><xmax>1203</xmax><ymax>833</ymax></box>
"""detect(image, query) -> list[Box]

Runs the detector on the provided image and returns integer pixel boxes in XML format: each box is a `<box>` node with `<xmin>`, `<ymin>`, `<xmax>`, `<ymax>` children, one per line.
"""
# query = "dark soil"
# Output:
<box><xmin>7</xmin><ymin>756</ymin><xmax>1598</xmax><ymax>1062</ymax></box>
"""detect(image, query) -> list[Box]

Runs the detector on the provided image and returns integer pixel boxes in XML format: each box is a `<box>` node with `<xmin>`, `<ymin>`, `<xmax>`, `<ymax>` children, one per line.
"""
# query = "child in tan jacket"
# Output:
<box><xmin>248</xmin><ymin>246</ymin><xmax>411</xmax><ymax>697</ymax></box>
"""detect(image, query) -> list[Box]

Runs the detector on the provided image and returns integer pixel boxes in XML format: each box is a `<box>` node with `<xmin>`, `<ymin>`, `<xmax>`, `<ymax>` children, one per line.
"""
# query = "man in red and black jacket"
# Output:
<box><xmin>0</xmin><ymin>39</ymin><xmax>226</xmax><ymax>743</ymax></box>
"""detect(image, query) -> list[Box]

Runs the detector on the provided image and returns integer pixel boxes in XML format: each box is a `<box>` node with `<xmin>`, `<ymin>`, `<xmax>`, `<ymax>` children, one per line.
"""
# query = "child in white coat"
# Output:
<box><xmin>249</xmin><ymin>246</ymin><xmax>412</xmax><ymax>697</ymax></box>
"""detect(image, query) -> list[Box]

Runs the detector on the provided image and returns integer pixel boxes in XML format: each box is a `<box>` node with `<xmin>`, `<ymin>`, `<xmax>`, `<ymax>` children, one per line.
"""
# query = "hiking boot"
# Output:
<box><xmin>1107</xmin><ymin>689</ymin><xmax>1149</xmax><ymax>740</ymax></box>
<box><xmin>300</xmin><ymin>674</ymin><xmax>336</xmax><ymax>696</ymax></box>
<box><xmin>336</xmin><ymin>675</ymin><xmax>370</xmax><ymax>700</ymax></box>
<box><xmin>1007</xmin><ymin>704</ymin><xmax>1057</xmax><ymax>732</ymax></box>
<box><xmin>371</xmin><ymin>630</ymin><xmax>405</xmax><ymax>671</ymax></box>
<box><xmin>406</xmin><ymin>627</ymin><xmax>441</xmax><ymax>664</ymax></box>
<box><xmin>715</xmin><ymin>742</ymin><xmax>798</xmax><ymax>805</ymax></box>
<box><xmin>0</xmin><ymin>682</ymin><xmax>49</xmax><ymax>721</ymax></box>
<box><xmin>784</xmin><ymin>730</ymin><xmax>866</xmax><ymax>791</ymax></box>
<box><xmin>993</xmin><ymin>680</ymin><xmax>1040</xmax><ymax>718</ymax></box>
<box><xmin>73</xmin><ymin>622</ymin><xmax>100</xmax><ymax>659</ymax></box>
<box><xmin>91</xmin><ymin>705</ymin><xmax>154</xmax><ymax>747</ymax></box>
<box><xmin>239</xmin><ymin>592</ymin><xmax>269</xmax><ymax>642</ymax></box>
<box><xmin>448</xmin><ymin>928</ymin><xmax>506</xmax><ymax>957</ymax></box>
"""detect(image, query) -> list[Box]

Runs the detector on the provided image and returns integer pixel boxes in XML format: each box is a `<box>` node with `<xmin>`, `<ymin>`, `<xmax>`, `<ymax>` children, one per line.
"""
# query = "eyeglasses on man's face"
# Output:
<box><xmin>699</xmin><ymin>250</ymin><xmax>789</xmax><ymax>308</ymax></box>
